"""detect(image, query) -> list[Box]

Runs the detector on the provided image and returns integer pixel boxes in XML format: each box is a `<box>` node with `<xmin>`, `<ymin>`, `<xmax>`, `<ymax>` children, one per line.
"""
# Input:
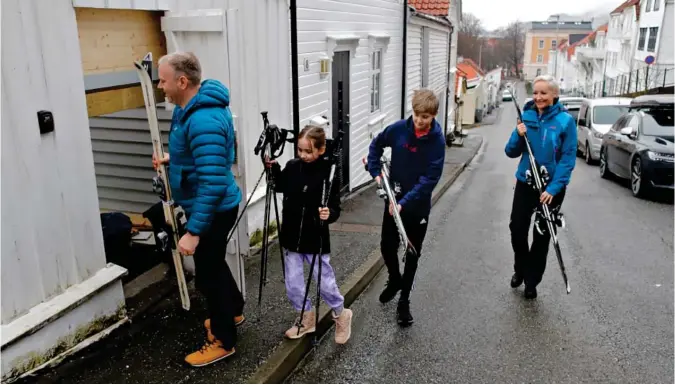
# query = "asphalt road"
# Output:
<box><xmin>287</xmin><ymin>94</ymin><xmax>674</xmax><ymax>384</ymax></box>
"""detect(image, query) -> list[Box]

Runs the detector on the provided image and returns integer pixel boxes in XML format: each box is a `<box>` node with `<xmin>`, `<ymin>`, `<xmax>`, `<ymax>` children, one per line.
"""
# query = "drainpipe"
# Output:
<box><xmin>443</xmin><ymin>23</ymin><xmax>454</xmax><ymax>142</ymax></box>
<box><xmin>400</xmin><ymin>3</ymin><xmax>408</xmax><ymax>119</ymax></box>
<box><xmin>290</xmin><ymin>0</ymin><xmax>300</xmax><ymax>156</ymax></box>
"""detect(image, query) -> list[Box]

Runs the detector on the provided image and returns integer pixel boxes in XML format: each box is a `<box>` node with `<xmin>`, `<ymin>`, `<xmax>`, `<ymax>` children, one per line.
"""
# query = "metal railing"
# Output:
<box><xmin>588</xmin><ymin>64</ymin><xmax>674</xmax><ymax>98</ymax></box>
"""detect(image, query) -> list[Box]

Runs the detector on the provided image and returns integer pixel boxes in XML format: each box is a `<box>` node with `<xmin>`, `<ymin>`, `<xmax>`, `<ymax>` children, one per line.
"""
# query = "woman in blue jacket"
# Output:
<box><xmin>504</xmin><ymin>75</ymin><xmax>577</xmax><ymax>300</ymax></box>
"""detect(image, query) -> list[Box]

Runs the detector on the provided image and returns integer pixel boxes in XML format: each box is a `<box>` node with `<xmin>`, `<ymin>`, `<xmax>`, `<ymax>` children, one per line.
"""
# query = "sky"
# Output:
<box><xmin>462</xmin><ymin>0</ymin><xmax>619</xmax><ymax>30</ymax></box>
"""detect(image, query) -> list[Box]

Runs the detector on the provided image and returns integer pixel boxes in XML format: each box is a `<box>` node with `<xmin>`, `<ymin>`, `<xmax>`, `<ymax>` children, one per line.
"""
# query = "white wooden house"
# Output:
<box><xmin>405</xmin><ymin>1</ymin><xmax>454</xmax><ymax>142</ymax></box>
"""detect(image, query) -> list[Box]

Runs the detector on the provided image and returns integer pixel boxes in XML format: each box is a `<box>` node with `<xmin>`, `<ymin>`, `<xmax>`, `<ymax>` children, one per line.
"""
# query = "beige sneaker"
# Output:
<box><xmin>333</xmin><ymin>308</ymin><xmax>353</xmax><ymax>344</ymax></box>
<box><xmin>284</xmin><ymin>310</ymin><xmax>316</xmax><ymax>339</ymax></box>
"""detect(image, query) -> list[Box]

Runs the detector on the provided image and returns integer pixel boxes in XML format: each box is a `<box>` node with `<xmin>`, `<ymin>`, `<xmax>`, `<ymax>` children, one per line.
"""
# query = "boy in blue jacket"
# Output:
<box><xmin>366</xmin><ymin>89</ymin><xmax>446</xmax><ymax>326</ymax></box>
<box><xmin>505</xmin><ymin>75</ymin><xmax>577</xmax><ymax>300</ymax></box>
<box><xmin>153</xmin><ymin>52</ymin><xmax>244</xmax><ymax>366</ymax></box>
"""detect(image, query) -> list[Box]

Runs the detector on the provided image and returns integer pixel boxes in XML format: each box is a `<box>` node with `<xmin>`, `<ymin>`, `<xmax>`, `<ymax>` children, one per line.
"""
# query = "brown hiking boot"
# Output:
<box><xmin>333</xmin><ymin>308</ymin><xmax>353</xmax><ymax>344</ymax></box>
<box><xmin>284</xmin><ymin>309</ymin><xmax>316</xmax><ymax>339</ymax></box>
<box><xmin>204</xmin><ymin>316</ymin><xmax>246</xmax><ymax>342</ymax></box>
<box><xmin>184</xmin><ymin>339</ymin><xmax>235</xmax><ymax>367</ymax></box>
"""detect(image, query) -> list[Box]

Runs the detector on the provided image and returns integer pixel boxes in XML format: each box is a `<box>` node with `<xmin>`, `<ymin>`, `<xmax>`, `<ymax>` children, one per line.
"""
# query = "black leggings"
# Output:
<box><xmin>193</xmin><ymin>207</ymin><xmax>245</xmax><ymax>349</ymax></box>
<box><xmin>509</xmin><ymin>180</ymin><xmax>566</xmax><ymax>288</ymax></box>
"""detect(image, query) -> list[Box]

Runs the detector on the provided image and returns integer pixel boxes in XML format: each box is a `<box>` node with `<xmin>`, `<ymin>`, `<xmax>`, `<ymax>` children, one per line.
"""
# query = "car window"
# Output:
<box><xmin>639</xmin><ymin>108</ymin><xmax>674</xmax><ymax>137</ymax></box>
<box><xmin>611</xmin><ymin>116</ymin><xmax>627</xmax><ymax>131</ymax></box>
<box><xmin>593</xmin><ymin>105</ymin><xmax>630</xmax><ymax>125</ymax></box>
<box><xmin>567</xmin><ymin>107</ymin><xmax>580</xmax><ymax>122</ymax></box>
<box><xmin>578</xmin><ymin>104</ymin><xmax>587</xmax><ymax>126</ymax></box>
<box><xmin>626</xmin><ymin>115</ymin><xmax>640</xmax><ymax>132</ymax></box>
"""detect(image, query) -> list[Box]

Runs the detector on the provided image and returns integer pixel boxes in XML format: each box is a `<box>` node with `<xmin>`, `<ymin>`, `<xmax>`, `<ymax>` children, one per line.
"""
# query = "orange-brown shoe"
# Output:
<box><xmin>184</xmin><ymin>340</ymin><xmax>235</xmax><ymax>367</ymax></box>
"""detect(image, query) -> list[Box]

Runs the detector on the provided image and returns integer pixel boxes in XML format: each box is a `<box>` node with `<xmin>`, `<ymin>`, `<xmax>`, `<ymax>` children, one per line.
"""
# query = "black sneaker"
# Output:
<box><xmin>379</xmin><ymin>279</ymin><xmax>401</xmax><ymax>304</ymax></box>
<box><xmin>524</xmin><ymin>286</ymin><xmax>537</xmax><ymax>300</ymax></box>
<box><xmin>396</xmin><ymin>299</ymin><xmax>413</xmax><ymax>327</ymax></box>
<box><xmin>510</xmin><ymin>273</ymin><xmax>523</xmax><ymax>288</ymax></box>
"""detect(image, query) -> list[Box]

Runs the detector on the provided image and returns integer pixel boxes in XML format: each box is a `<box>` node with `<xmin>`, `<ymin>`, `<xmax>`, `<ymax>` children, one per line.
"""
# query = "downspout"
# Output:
<box><xmin>400</xmin><ymin>3</ymin><xmax>408</xmax><ymax>119</ymax></box>
<box><xmin>443</xmin><ymin>23</ymin><xmax>454</xmax><ymax>142</ymax></box>
<box><xmin>290</xmin><ymin>0</ymin><xmax>300</xmax><ymax>156</ymax></box>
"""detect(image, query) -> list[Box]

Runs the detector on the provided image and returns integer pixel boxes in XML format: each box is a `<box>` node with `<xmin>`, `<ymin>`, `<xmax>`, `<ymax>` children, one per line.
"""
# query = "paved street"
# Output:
<box><xmin>288</xmin><ymin>96</ymin><xmax>674</xmax><ymax>383</ymax></box>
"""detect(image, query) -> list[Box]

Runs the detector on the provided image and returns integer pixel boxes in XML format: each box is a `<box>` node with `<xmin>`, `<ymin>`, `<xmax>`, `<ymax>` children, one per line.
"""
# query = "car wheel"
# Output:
<box><xmin>585</xmin><ymin>141</ymin><xmax>594</xmax><ymax>165</ymax></box>
<box><xmin>631</xmin><ymin>157</ymin><xmax>649</xmax><ymax>198</ymax></box>
<box><xmin>599</xmin><ymin>148</ymin><xmax>613</xmax><ymax>180</ymax></box>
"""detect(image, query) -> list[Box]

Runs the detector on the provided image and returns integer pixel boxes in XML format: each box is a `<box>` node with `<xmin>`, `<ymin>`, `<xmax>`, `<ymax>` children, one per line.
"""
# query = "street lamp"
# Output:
<box><xmin>549</xmin><ymin>14</ymin><xmax>561</xmax><ymax>79</ymax></box>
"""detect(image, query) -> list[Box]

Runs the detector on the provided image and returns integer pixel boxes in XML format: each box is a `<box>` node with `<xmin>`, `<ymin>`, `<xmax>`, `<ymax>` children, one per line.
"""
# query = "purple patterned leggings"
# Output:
<box><xmin>283</xmin><ymin>249</ymin><xmax>344</xmax><ymax>315</ymax></box>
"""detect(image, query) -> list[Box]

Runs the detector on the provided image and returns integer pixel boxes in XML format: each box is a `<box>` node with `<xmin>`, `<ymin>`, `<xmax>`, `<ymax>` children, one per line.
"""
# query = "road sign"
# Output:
<box><xmin>645</xmin><ymin>55</ymin><xmax>655</xmax><ymax>65</ymax></box>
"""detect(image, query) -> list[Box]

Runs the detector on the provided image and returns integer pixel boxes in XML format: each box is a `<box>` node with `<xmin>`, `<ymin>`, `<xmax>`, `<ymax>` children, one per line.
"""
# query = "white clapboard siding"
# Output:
<box><xmin>406</xmin><ymin>25</ymin><xmax>423</xmax><ymax>115</ymax></box>
<box><xmin>1</xmin><ymin>0</ymin><xmax>113</xmax><ymax>323</ymax></box>
<box><xmin>297</xmin><ymin>0</ymin><xmax>404</xmax><ymax>190</ymax></box>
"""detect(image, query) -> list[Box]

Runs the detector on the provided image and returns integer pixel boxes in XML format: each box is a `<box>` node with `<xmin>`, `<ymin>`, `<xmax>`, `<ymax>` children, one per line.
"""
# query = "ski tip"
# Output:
<box><xmin>566</xmin><ymin>284</ymin><xmax>571</xmax><ymax>294</ymax></box>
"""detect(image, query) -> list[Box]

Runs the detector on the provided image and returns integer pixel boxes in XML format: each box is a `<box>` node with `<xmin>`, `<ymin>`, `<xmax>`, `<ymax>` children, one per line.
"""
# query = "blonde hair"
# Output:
<box><xmin>412</xmin><ymin>89</ymin><xmax>439</xmax><ymax>115</ymax></box>
<box><xmin>533</xmin><ymin>74</ymin><xmax>560</xmax><ymax>96</ymax></box>
<box><xmin>159</xmin><ymin>51</ymin><xmax>202</xmax><ymax>86</ymax></box>
<box><xmin>298</xmin><ymin>125</ymin><xmax>326</xmax><ymax>150</ymax></box>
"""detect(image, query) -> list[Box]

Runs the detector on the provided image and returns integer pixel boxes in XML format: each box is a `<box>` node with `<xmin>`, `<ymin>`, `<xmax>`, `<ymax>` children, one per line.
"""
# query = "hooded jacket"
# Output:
<box><xmin>271</xmin><ymin>157</ymin><xmax>341</xmax><ymax>254</ymax></box>
<box><xmin>367</xmin><ymin>117</ymin><xmax>446</xmax><ymax>217</ymax></box>
<box><xmin>167</xmin><ymin>79</ymin><xmax>242</xmax><ymax>236</ymax></box>
<box><xmin>505</xmin><ymin>99</ymin><xmax>577</xmax><ymax>196</ymax></box>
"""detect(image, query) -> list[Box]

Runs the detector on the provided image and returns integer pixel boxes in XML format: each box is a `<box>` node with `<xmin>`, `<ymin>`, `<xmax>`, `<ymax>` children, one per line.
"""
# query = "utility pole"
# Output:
<box><xmin>552</xmin><ymin>14</ymin><xmax>561</xmax><ymax>80</ymax></box>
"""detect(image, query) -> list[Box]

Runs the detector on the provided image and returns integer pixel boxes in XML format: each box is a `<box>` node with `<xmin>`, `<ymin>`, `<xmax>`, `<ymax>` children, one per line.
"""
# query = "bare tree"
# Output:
<box><xmin>500</xmin><ymin>21</ymin><xmax>526</xmax><ymax>78</ymax></box>
<box><xmin>457</xmin><ymin>13</ymin><xmax>484</xmax><ymax>66</ymax></box>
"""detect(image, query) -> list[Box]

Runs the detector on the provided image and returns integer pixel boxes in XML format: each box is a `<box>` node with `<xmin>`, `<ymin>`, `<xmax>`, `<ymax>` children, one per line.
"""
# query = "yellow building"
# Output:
<box><xmin>523</xmin><ymin>20</ymin><xmax>594</xmax><ymax>81</ymax></box>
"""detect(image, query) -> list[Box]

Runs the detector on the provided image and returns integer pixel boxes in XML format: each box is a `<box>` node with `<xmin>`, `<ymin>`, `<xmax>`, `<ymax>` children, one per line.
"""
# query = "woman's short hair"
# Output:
<box><xmin>533</xmin><ymin>74</ymin><xmax>560</xmax><ymax>96</ymax></box>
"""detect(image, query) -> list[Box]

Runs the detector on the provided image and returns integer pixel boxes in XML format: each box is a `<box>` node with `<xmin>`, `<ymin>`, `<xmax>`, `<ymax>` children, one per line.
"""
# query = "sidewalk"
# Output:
<box><xmin>27</xmin><ymin>135</ymin><xmax>483</xmax><ymax>384</ymax></box>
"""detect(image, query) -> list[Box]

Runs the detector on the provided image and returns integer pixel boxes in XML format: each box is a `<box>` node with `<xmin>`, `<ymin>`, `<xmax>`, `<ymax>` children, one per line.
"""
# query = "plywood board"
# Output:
<box><xmin>86</xmin><ymin>86</ymin><xmax>164</xmax><ymax>117</ymax></box>
<box><xmin>75</xmin><ymin>7</ymin><xmax>167</xmax><ymax>75</ymax></box>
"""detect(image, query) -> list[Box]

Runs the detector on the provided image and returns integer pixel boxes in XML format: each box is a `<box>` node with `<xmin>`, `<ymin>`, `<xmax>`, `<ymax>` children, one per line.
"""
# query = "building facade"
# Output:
<box><xmin>523</xmin><ymin>20</ymin><xmax>594</xmax><ymax>81</ymax></box>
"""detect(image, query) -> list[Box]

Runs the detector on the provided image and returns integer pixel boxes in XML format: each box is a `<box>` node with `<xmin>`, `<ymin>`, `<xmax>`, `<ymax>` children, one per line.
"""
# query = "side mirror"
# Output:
<box><xmin>620</xmin><ymin>127</ymin><xmax>636</xmax><ymax>137</ymax></box>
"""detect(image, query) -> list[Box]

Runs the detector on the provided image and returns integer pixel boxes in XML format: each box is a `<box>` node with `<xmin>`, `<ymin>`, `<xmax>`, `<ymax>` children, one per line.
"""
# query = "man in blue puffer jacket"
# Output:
<box><xmin>153</xmin><ymin>52</ymin><xmax>243</xmax><ymax>367</ymax></box>
<box><xmin>505</xmin><ymin>75</ymin><xmax>577</xmax><ymax>300</ymax></box>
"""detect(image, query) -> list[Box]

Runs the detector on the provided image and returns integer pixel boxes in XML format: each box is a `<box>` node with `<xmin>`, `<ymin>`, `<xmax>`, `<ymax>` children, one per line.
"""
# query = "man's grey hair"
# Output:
<box><xmin>159</xmin><ymin>51</ymin><xmax>202</xmax><ymax>86</ymax></box>
<box><xmin>533</xmin><ymin>74</ymin><xmax>560</xmax><ymax>96</ymax></box>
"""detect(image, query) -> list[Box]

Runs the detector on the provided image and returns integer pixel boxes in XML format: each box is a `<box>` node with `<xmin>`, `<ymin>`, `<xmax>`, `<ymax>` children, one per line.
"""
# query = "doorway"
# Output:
<box><xmin>331</xmin><ymin>51</ymin><xmax>351</xmax><ymax>194</ymax></box>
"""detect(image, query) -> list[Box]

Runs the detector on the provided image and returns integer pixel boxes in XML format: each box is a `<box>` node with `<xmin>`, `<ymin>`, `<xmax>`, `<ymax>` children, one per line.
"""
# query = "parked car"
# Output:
<box><xmin>558</xmin><ymin>97</ymin><xmax>588</xmax><ymax>122</ymax></box>
<box><xmin>576</xmin><ymin>97</ymin><xmax>633</xmax><ymax>164</ymax></box>
<box><xmin>502</xmin><ymin>89</ymin><xmax>513</xmax><ymax>101</ymax></box>
<box><xmin>599</xmin><ymin>95</ymin><xmax>674</xmax><ymax>198</ymax></box>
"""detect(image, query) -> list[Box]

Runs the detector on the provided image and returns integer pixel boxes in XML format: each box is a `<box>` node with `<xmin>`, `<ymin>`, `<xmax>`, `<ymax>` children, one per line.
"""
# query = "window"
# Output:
<box><xmin>537</xmin><ymin>54</ymin><xmax>543</xmax><ymax>63</ymax></box>
<box><xmin>647</xmin><ymin>27</ymin><xmax>658</xmax><ymax>52</ymax></box>
<box><xmin>640</xmin><ymin>108</ymin><xmax>674</xmax><ymax>136</ymax></box>
<box><xmin>551</xmin><ymin>40</ymin><xmax>557</xmax><ymax>49</ymax></box>
<box><xmin>611</xmin><ymin>116</ymin><xmax>627</xmax><ymax>131</ymax></box>
<box><xmin>370</xmin><ymin>49</ymin><xmax>382</xmax><ymax>113</ymax></box>
<box><xmin>536</xmin><ymin>68</ymin><xmax>542</xmax><ymax>76</ymax></box>
<box><xmin>646</xmin><ymin>0</ymin><xmax>653</xmax><ymax>12</ymax></box>
<box><xmin>638</xmin><ymin>28</ymin><xmax>647</xmax><ymax>50</ymax></box>
<box><xmin>654</xmin><ymin>0</ymin><xmax>660</xmax><ymax>11</ymax></box>
<box><xmin>593</xmin><ymin>105</ymin><xmax>630</xmax><ymax>125</ymax></box>
<box><xmin>539</xmin><ymin>40</ymin><xmax>544</xmax><ymax>49</ymax></box>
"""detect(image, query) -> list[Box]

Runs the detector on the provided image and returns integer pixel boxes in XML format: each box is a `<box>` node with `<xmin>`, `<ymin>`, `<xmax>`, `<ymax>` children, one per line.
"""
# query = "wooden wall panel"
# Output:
<box><xmin>76</xmin><ymin>7</ymin><xmax>167</xmax><ymax>74</ymax></box>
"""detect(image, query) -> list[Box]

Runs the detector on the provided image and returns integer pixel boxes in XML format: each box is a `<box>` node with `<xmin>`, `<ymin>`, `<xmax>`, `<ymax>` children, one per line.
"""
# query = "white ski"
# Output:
<box><xmin>134</xmin><ymin>58</ymin><xmax>191</xmax><ymax>310</ymax></box>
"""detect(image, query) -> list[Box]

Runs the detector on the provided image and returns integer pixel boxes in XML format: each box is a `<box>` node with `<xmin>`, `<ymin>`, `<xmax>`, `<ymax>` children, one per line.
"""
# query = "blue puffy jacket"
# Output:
<box><xmin>505</xmin><ymin>99</ymin><xmax>577</xmax><ymax>196</ymax></box>
<box><xmin>168</xmin><ymin>79</ymin><xmax>242</xmax><ymax>235</ymax></box>
<box><xmin>367</xmin><ymin>117</ymin><xmax>445</xmax><ymax>217</ymax></box>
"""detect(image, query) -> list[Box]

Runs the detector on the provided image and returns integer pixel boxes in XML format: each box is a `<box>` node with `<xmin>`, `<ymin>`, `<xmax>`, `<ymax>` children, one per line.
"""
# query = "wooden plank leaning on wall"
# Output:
<box><xmin>76</xmin><ymin>7</ymin><xmax>167</xmax><ymax>117</ymax></box>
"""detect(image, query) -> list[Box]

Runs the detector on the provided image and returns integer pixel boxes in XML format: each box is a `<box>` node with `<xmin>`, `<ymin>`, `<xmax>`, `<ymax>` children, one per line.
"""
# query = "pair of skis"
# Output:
<box><xmin>363</xmin><ymin>157</ymin><xmax>418</xmax><ymax>263</ymax></box>
<box><xmin>511</xmin><ymin>95</ymin><xmax>571</xmax><ymax>294</ymax></box>
<box><xmin>134</xmin><ymin>57</ymin><xmax>191</xmax><ymax>310</ymax></box>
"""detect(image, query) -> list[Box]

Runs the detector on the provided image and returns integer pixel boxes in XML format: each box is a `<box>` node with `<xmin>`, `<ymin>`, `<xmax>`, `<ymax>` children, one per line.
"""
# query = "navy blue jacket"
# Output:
<box><xmin>505</xmin><ymin>99</ymin><xmax>577</xmax><ymax>196</ymax></box>
<box><xmin>367</xmin><ymin>117</ymin><xmax>446</xmax><ymax>217</ymax></box>
<box><xmin>168</xmin><ymin>79</ymin><xmax>242</xmax><ymax>236</ymax></box>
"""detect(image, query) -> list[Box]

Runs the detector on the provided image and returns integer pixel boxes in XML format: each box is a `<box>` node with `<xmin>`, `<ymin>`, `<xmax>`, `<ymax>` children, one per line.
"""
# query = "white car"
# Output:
<box><xmin>577</xmin><ymin>97</ymin><xmax>633</xmax><ymax>164</ymax></box>
<box><xmin>502</xmin><ymin>89</ymin><xmax>513</xmax><ymax>101</ymax></box>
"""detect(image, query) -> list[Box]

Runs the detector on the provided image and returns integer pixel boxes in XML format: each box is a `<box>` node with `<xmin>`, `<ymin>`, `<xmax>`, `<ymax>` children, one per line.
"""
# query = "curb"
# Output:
<box><xmin>246</xmin><ymin>135</ymin><xmax>485</xmax><ymax>384</ymax></box>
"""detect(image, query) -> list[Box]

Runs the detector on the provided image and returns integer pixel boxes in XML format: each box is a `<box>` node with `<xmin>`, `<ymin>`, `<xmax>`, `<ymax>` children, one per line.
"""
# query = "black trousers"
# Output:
<box><xmin>509</xmin><ymin>180</ymin><xmax>566</xmax><ymax>288</ymax></box>
<box><xmin>380</xmin><ymin>205</ymin><xmax>429</xmax><ymax>300</ymax></box>
<box><xmin>193</xmin><ymin>207</ymin><xmax>245</xmax><ymax>349</ymax></box>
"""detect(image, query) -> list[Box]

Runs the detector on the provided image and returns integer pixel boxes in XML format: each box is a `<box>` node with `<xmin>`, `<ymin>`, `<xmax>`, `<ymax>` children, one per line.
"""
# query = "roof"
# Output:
<box><xmin>530</xmin><ymin>21</ymin><xmax>594</xmax><ymax>31</ymax></box>
<box><xmin>588</xmin><ymin>97</ymin><xmax>634</xmax><ymax>106</ymax></box>
<box><xmin>570</xmin><ymin>23</ymin><xmax>608</xmax><ymax>48</ymax></box>
<box><xmin>408</xmin><ymin>0</ymin><xmax>449</xmax><ymax>16</ymax></box>
<box><xmin>461</xmin><ymin>58</ymin><xmax>485</xmax><ymax>76</ymax></box>
<box><xmin>456</xmin><ymin>62</ymin><xmax>481</xmax><ymax>81</ymax></box>
<box><xmin>630</xmin><ymin>94</ymin><xmax>675</xmax><ymax>108</ymax></box>
<box><xmin>610</xmin><ymin>0</ymin><xmax>639</xmax><ymax>15</ymax></box>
